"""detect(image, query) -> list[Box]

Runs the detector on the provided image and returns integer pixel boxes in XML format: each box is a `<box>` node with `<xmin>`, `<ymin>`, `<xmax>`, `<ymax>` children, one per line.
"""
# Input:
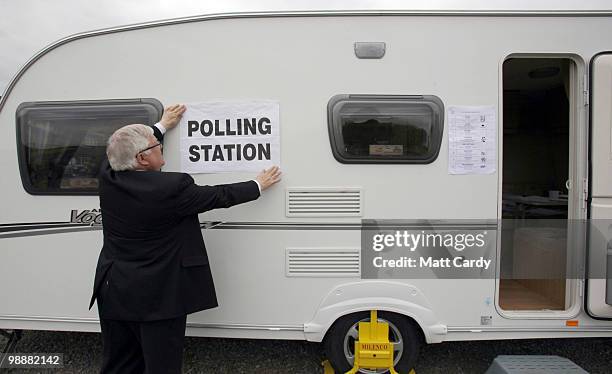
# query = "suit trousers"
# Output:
<box><xmin>99</xmin><ymin>314</ymin><xmax>187</xmax><ymax>374</ymax></box>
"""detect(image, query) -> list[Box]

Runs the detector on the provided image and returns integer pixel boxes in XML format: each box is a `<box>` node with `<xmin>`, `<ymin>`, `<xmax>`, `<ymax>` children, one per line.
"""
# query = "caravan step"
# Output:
<box><xmin>485</xmin><ymin>355</ymin><xmax>588</xmax><ymax>374</ymax></box>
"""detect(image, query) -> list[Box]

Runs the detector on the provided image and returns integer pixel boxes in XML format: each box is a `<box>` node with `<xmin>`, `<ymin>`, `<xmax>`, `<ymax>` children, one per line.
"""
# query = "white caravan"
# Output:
<box><xmin>2</xmin><ymin>8</ymin><xmax>612</xmax><ymax>372</ymax></box>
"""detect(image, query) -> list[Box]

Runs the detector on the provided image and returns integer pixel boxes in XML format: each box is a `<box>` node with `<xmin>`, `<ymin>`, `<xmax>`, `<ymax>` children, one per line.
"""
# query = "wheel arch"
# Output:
<box><xmin>304</xmin><ymin>280</ymin><xmax>447</xmax><ymax>344</ymax></box>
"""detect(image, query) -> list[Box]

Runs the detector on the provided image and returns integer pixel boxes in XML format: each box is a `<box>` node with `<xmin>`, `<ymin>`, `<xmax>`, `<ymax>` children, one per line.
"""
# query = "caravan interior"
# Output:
<box><xmin>500</xmin><ymin>58</ymin><xmax>572</xmax><ymax>312</ymax></box>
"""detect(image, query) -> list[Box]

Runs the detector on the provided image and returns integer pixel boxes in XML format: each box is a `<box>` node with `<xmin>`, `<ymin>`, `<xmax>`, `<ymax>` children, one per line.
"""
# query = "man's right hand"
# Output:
<box><xmin>256</xmin><ymin>166</ymin><xmax>282</xmax><ymax>191</ymax></box>
<box><xmin>160</xmin><ymin>104</ymin><xmax>187</xmax><ymax>130</ymax></box>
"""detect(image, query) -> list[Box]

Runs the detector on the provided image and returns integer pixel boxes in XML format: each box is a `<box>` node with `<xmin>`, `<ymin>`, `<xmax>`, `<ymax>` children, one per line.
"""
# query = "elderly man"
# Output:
<box><xmin>88</xmin><ymin>104</ymin><xmax>281</xmax><ymax>373</ymax></box>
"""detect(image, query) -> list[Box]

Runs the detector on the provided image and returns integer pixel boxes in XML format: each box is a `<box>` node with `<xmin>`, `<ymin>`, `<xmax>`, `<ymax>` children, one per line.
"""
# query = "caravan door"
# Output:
<box><xmin>587</xmin><ymin>52</ymin><xmax>612</xmax><ymax>319</ymax></box>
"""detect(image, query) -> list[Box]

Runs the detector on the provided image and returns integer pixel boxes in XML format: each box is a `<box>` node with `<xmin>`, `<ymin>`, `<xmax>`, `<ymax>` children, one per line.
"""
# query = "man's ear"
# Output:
<box><xmin>136</xmin><ymin>153</ymin><xmax>150</xmax><ymax>168</ymax></box>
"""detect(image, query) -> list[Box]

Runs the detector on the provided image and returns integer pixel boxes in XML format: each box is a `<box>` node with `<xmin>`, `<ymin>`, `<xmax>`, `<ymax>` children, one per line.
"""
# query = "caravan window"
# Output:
<box><xmin>327</xmin><ymin>95</ymin><xmax>444</xmax><ymax>163</ymax></box>
<box><xmin>17</xmin><ymin>99</ymin><xmax>162</xmax><ymax>195</ymax></box>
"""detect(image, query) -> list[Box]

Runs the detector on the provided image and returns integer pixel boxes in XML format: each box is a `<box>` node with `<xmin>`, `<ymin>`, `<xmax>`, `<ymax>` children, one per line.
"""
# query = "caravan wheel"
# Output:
<box><xmin>323</xmin><ymin>311</ymin><xmax>421</xmax><ymax>373</ymax></box>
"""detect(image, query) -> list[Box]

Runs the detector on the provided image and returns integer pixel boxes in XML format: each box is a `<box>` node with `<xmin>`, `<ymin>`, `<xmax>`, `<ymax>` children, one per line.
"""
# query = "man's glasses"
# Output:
<box><xmin>136</xmin><ymin>142</ymin><xmax>162</xmax><ymax>157</ymax></box>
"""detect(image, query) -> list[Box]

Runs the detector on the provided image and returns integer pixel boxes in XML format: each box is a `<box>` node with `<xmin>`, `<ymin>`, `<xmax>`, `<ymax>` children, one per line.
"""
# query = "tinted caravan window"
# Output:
<box><xmin>327</xmin><ymin>95</ymin><xmax>444</xmax><ymax>163</ymax></box>
<box><xmin>17</xmin><ymin>99</ymin><xmax>162</xmax><ymax>195</ymax></box>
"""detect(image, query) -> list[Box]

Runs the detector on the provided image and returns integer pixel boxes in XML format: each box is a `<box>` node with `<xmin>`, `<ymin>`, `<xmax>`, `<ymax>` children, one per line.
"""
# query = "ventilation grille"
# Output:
<box><xmin>286</xmin><ymin>188</ymin><xmax>362</xmax><ymax>217</ymax></box>
<box><xmin>286</xmin><ymin>249</ymin><xmax>360</xmax><ymax>277</ymax></box>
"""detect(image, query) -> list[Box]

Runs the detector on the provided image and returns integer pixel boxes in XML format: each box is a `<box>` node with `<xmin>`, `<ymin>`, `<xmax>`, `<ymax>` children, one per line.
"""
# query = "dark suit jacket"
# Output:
<box><xmin>89</xmin><ymin>126</ymin><xmax>260</xmax><ymax>321</ymax></box>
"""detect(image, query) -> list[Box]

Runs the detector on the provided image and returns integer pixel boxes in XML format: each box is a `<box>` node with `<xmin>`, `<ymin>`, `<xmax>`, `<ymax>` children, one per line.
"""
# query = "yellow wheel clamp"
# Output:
<box><xmin>321</xmin><ymin>310</ymin><xmax>416</xmax><ymax>374</ymax></box>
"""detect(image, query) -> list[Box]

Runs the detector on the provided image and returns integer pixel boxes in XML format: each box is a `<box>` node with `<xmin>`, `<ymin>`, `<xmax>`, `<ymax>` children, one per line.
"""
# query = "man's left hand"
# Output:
<box><xmin>256</xmin><ymin>166</ymin><xmax>282</xmax><ymax>191</ymax></box>
<box><xmin>160</xmin><ymin>104</ymin><xmax>187</xmax><ymax>130</ymax></box>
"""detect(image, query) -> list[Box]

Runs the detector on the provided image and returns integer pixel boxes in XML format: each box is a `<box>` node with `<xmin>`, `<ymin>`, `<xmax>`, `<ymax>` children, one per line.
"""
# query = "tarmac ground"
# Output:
<box><xmin>1</xmin><ymin>330</ymin><xmax>611</xmax><ymax>373</ymax></box>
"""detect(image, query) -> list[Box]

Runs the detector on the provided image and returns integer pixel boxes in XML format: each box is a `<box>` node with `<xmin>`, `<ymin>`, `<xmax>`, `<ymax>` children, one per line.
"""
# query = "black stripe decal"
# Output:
<box><xmin>209</xmin><ymin>224</ymin><xmax>363</xmax><ymax>230</ymax></box>
<box><xmin>0</xmin><ymin>221</ymin><xmax>69</xmax><ymax>227</ymax></box>
<box><xmin>202</xmin><ymin>222</ymin><xmax>498</xmax><ymax>230</ymax></box>
<box><xmin>0</xmin><ymin>226</ymin><xmax>102</xmax><ymax>239</ymax></box>
<box><xmin>0</xmin><ymin>221</ymin><xmax>499</xmax><ymax>238</ymax></box>
<box><xmin>0</xmin><ymin>223</ymin><xmax>88</xmax><ymax>233</ymax></box>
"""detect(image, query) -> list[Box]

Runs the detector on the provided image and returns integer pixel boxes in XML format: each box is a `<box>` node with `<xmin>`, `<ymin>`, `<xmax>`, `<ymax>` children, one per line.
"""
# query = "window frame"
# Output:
<box><xmin>327</xmin><ymin>94</ymin><xmax>444</xmax><ymax>164</ymax></box>
<box><xmin>16</xmin><ymin>98</ymin><xmax>163</xmax><ymax>196</ymax></box>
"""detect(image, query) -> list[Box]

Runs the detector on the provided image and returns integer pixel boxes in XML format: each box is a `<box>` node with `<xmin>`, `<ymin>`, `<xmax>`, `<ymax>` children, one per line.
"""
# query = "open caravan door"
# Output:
<box><xmin>587</xmin><ymin>52</ymin><xmax>612</xmax><ymax>319</ymax></box>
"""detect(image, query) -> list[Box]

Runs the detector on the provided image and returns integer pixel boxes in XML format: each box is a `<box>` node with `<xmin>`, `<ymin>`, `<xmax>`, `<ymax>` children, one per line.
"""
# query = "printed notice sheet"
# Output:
<box><xmin>448</xmin><ymin>106</ymin><xmax>496</xmax><ymax>175</ymax></box>
<box><xmin>180</xmin><ymin>100</ymin><xmax>280</xmax><ymax>174</ymax></box>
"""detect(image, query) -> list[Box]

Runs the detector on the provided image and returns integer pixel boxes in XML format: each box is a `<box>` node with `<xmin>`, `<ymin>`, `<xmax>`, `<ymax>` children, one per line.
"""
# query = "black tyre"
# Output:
<box><xmin>323</xmin><ymin>311</ymin><xmax>421</xmax><ymax>373</ymax></box>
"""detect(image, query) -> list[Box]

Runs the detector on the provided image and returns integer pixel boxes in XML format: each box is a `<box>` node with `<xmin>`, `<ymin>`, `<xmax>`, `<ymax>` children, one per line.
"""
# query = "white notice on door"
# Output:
<box><xmin>448</xmin><ymin>106</ymin><xmax>496</xmax><ymax>175</ymax></box>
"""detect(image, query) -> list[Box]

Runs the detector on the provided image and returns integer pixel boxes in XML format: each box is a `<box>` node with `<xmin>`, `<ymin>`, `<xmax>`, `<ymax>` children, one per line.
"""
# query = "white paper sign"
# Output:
<box><xmin>448</xmin><ymin>106</ymin><xmax>496</xmax><ymax>175</ymax></box>
<box><xmin>180</xmin><ymin>100</ymin><xmax>280</xmax><ymax>173</ymax></box>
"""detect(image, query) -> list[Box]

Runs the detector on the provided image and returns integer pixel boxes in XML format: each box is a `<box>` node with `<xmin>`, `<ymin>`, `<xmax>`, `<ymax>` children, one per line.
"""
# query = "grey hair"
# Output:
<box><xmin>106</xmin><ymin>124</ymin><xmax>154</xmax><ymax>171</ymax></box>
